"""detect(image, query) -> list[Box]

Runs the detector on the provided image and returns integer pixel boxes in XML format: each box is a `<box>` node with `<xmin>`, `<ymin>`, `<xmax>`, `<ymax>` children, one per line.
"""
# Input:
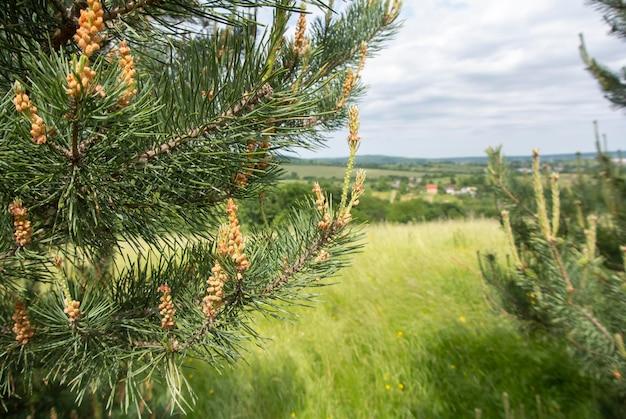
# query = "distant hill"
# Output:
<box><xmin>283</xmin><ymin>151</ymin><xmax>622</xmax><ymax>168</ymax></box>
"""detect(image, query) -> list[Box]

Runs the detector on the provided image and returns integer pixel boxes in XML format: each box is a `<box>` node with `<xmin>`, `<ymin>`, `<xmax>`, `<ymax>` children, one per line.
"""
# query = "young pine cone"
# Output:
<box><xmin>8</xmin><ymin>200</ymin><xmax>33</xmax><ymax>247</ymax></box>
<box><xmin>74</xmin><ymin>0</ymin><xmax>105</xmax><ymax>57</ymax></box>
<box><xmin>226</xmin><ymin>199</ymin><xmax>250</xmax><ymax>272</ymax></box>
<box><xmin>13</xmin><ymin>82</ymin><xmax>48</xmax><ymax>144</ymax></box>
<box><xmin>117</xmin><ymin>40</ymin><xmax>138</xmax><ymax>106</ymax></box>
<box><xmin>158</xmin><ymin>284</ymin><xmax>176</xmax><ymax>330</ymax></box>
<box><xmin>12</xmin><ymin>301</ymin><xmax>34</xmax><ymax>345</ymax></box>
<box><xmin>312</xmin><ymin>183</ymin><xmax>331</xmax><ymax>230</ymax></box>
<box><xmin>202</xmin><ymin>263</ymin><xmax>228</xmax><ymax>320</ymax></box>
<box><xmin>64</xmin><ymin>299</ymin><xmax>81</xmax><ymax>325</ymax></box>
<box><xmin>66</xmin><ymin>60</ymin><xmax>97</xmax><ymax>98</ymax></box>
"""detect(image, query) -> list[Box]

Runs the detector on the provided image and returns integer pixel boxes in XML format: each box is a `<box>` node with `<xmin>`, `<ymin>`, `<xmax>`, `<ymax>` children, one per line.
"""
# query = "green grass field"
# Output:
<box><xmin>184</xmin><ymin>221</ymin><xmax>601</xmax><ymax>418</ymax></box>
<box><xmin>281</xmin><ymin>164</ymin><xmax>420</xmax><ymax>179</ymax></box>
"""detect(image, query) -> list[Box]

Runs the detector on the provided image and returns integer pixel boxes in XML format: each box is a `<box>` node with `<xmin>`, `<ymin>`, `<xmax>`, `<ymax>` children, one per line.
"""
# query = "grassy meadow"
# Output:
<box><xmin>182</xmin><ymin>221</ymin><xmax>601</xmax><ymax>418</ymax></box>
<box><xmin>281</xmin><ymin>164</ymin><xmax>420</xmax><ymax>179</ymax></box>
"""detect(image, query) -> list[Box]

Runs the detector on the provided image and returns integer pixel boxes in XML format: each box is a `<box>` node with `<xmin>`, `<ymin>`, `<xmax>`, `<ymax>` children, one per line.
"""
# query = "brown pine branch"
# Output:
<box><xmin>104</xmin><ymin>0</ymin><xmax>159</xmax><ymax>20</ymax></box>
<box><xmin>77</xmin><ymin>134</ymin><xmax>100</xmax><ymax>155</ymax></box>
<box><xmin>47</xmin><ymin>140</ymin><xmax>72</xmax><ymax>160</ymax></box>
<box><xmin>77</xmin><ymin>126</ymin><xmax>109</xmax><ymax>156</ymax></box>
<box><xmin>71</xmin><ymin>121</ymin><xmax>80</xmax><ymax>162</ymax></box>
<box><xmin>262</xmin><ymin>226</ymin><xmax>337</xmax><ymax>295</ymax></box>
<box><xmin>179</xmin><ymin>225</ymin><xmax>342</xmax><ymax>351</ymax></box>
<box><xmin>67</xmin><ymin>100</ymin><xmax>81</xmax><ymax>163</ymax></box>
<box><xmin>548</xmin><ymin>242</ymin><xmax>575</xmax><ymax>299</ymax></box>
<box><xmin>135</xmin><ymin>83</ymin><xmax>273</xmax><ymax>164</ymax></box>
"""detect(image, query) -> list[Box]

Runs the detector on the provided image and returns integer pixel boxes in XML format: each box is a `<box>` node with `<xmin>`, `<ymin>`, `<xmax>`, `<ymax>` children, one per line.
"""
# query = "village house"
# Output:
<box><xmin>444</xmin><ymin>185</ymin><xmax>478</xmax><ymax>197</ymax></box>
<box><xmin>459</xmin><ymin>186</ymin><xmax>478</xmax><ymax>197</ymax></box>
<box><xmin>425</xmin><ymin>183</ymin><xmax>438</xmax><ymax>195</ymax></box>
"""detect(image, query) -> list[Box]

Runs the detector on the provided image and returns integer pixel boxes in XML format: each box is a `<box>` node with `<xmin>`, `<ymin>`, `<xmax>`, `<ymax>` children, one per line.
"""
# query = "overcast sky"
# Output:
<box><xmin>298</xmin><ymin>0</ymin><xmax>626</xmax><ymax>158</ymax></box>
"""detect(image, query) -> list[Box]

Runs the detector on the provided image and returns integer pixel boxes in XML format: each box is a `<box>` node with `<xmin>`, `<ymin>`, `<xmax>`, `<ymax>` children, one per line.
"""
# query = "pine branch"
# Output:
<box><xmin>548</xmin><ymin>242</ymin><xmax>575</xmax><ymax>298</ymax></box>
<box><xmin>580</xmin><ymin>33</ymin><xmax>626</xmax><ymax>108</ymax></box>
<box><xmin>70</xmin><ymin>114</ymin><xmax>80</xmax><ymax>163</ymax></box>
<box><xmin>482</xmin><ymin>141</ymin><xmax>626</xmax><ymax>398</ymax></box>
<box><xmin>263</xmin><ymin>224</ymin><xmax>336</xmax><ymax>295</ymax></box>
<box><xmin>47</xmin><ymin>140</ymin><xmax>73</xmax><ymax>160</ymax></box>
<box><xmin>135</xmin><ymin>83</ymin><xmax>273</xmax><ymax>164</ymax></box>
<box><xmin>77</xmin><ymin>132</ymin><xmax>103</xmax><ymax>156</ymax></box>
<box><xmin>104</xmin><ymin>0</ymin><xmax>159</xmax><ymax>20</ymax></box>
<box><xmin>580</xmin><ymin>307</ymin><xmax>614</xmax><ymax>344</ymax></box>
<box><xmin>0</xmin><ymin>0</ymin><xmax>397</xmax><ymax>412</ymax></box>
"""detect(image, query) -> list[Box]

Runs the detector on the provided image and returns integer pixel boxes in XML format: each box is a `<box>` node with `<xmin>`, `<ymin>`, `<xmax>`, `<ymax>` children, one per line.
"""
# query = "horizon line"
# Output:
<box><xmin>287</xmin><ymin>149</ymin><xmax>621</xmax><ymax>161</ymax></box>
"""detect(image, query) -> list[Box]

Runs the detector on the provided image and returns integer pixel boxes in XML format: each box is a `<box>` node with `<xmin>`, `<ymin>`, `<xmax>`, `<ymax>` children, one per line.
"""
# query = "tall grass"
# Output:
<box><xmin>281</xmin><ymin>164</ymin><xmax>419</xmax><ymax>179</ymax></box>
<box><xmin>183</xmin><ymin>221</ymin><xmax>601</xmax><ymax>418</ymax></box>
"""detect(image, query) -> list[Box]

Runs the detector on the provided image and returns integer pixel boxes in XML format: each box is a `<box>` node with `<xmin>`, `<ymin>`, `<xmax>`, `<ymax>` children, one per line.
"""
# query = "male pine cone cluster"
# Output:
<box><xmin>336</xmin><ymin>69</ymin><xmax>355</xmax><ymax>110</ymax></box>
<box><xmin>313</xmin><ymin>105</ymin><xmax>366</xmax><ymax>230</ymax></box>
<box><xmin>225</xmin><ymin>199</ymin><xmax>250</xmax><ymax>272</ymax></box>
<box><xmin>340</xmin><ymin>169</ymin><xmax>366</xmax><ymax>226</ymax></box>
<box><xmin>158</xmin><ymin>284</ymin><xmax>176</xmax><ymax>330</ymax></box>
<box><xmin>294</xmin><ymin>6</ymin><xmax>309</xmax><ymax>56</ymax></box>
<box><xmin>313</xmin><ymin>183</ymin><xmax>331</xmax><ymax>230</ymax></box>
<box><xmin>336</xmin><ymin>41</ymin><xmax>369</xmax><ymax>110</ymax></box>
<box><xmin>12</xmin><ymin>301</ymin><xmax>34</xmax><ymax>345</ymax></box>
<box><xmin>357</xmin><ymin>41</ymin><xmax>368</xmax><ymax>74</ymax></box>
<box><xmin>74</xmin><ymin>0</ymin><xmax>105</xmax><ymax>57</ymax></box>
<box><xmin>202</xmin><ymin>263</ymin><xmax>228</xmax><ymax>321</ymax></box>
<box><xmin>347</xmin><ymin>106</ymin><xmax>360</xmax><ymax>150</ymax></box>
<box><xmin>66</xmin><ymin>58</ymin><xmax>97</xmax><ymax>98</ymax></box>
<box><xmin>117</xmin><ymin>40</ymin><xmax>138</xmax><ymax>107</ymax></box>
<box><xmin>13</xmin><ymin>82</ymin><xmax>47</xmax><ymax>144</ymax></box>
<box><xmin>315</xmin><ymin>250</ymin><xmax>330</xmax><ymax>263</ymax></box>
<box><xmin>8</xmin><ymin>200</ymin><xmax>32</xmax><ymax>247</ymax></box>
<box><xmin>64</xmin><ymin>299</ymin><xmax>81</xmax><ymax>325</ymax></box>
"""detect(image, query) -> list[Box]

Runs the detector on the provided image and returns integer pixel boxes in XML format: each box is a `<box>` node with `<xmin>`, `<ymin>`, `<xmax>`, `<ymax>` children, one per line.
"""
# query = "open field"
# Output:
<box><xmin>281</xmin><ymin>164</ymin><xmax>420</xmax><ymax>179</ymax></box>
<box><xmin>184</xmin><ymin>221</ymin><xmax>600</xmax><ymax>418</ymax></box>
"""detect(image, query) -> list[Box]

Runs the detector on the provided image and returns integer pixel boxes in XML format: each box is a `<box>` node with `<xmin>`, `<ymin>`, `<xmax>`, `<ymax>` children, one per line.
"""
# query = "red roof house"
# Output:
<box><xmin>425</xmin><ymin>183</ymin><xmax>438</xmax><ymax>195</ymax></box>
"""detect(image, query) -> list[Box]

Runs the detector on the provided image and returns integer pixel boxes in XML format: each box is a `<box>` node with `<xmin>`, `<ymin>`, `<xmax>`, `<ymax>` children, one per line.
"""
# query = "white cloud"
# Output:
<box><xmin>301</xmin><ymin>0</ymin><xmax>626</xmax><ymax>158</ymax></box>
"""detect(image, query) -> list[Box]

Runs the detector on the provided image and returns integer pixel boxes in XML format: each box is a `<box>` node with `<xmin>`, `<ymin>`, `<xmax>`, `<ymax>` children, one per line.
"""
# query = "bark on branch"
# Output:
<box><xmin>262</xmin><ymin>225</ymin><xmax>338</xmax><ymax>295</ymax></box>
<box><xmin>135</xmin><ymin>83</ymin><xmax>274</xmax><ymax>164</ymax></box>
<box><xmin>104</xmin><ymin>0</ymin><xmax>158</xmax><ymax>20</ymax></box>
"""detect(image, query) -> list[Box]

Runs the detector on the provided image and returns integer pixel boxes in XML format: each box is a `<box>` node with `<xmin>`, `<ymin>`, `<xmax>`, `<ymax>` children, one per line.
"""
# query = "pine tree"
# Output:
<box><xmin>482</xmin><ymin>144</ymin><xmax>626</xmax><ymax>411</ymax></box>
<box><xmin>0</xmin><ymin>0</ymin><xmax>400</xmax><ymax>415</ymax></box>
<box><xmin>580</xmin><ymin>0</ymin><xmax>626</xmax><ymax>108</ymax></box>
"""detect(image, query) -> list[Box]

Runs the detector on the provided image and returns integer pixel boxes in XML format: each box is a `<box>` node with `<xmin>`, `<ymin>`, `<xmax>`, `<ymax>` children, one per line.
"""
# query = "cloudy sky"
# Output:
<box><xmin>300</xmin><ymin>0</ymin><xmax>626</xmax><ymax>158</ymax></box>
